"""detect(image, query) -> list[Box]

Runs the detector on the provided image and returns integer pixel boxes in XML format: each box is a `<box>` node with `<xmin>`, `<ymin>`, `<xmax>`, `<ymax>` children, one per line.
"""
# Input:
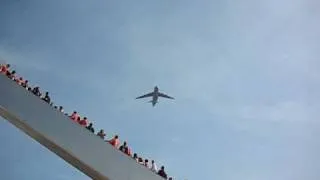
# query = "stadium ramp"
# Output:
<box><xmin>0</xmin><ymin>74</ymin><xmax>164</xmax><ymax>180</ymax></box>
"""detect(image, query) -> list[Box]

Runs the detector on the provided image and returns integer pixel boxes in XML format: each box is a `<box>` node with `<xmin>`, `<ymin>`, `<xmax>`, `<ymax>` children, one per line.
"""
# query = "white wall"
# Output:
<box><xmin>0</xmin><ymin>74</ymin><xmax>165</xmax><ymax>180</ymax></box>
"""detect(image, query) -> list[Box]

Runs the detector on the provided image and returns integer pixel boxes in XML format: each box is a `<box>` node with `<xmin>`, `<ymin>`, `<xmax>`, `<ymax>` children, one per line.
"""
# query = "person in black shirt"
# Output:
<box><xmin>42</xmin><ymin>92</ymin><xmax>51</xmax><ymax>104</ymax></box>
<box><xmin>59</xmin><ymin>106</ymin><xmax>64</xmax><ymax>113</ymax></box>
<box><xmin>6</xmin><ymin>70</ymin><xmax>16</xmax><ymax>79</ymax></box>
<box><xmin>133</xmin><ymin>153</ymin><xmax>138</xmax><ymax>161</ymax></box>
<box><xmin>21</xmin><ymin>80</ymin><xmax>28</xmax><ymax>88</ymax></box>
<box><xmin>158</xmin><ymin>166</ymin><xmax>168</xmax><ymax>179</ymax></box>
<box><xmin>119</xmin><ymin>141</ymin><xmax>128</xmax><ymax>153</ymax></box>
<box><xmin>86</xmin><ymin>123</ymin><xmax>95</xmax><ymax>133</ymax></box>
<box><xmin>97</xmin><ymin>129</ymin><xmax>106</xmax><ymax>139</ymax></box>
<box><xmin>32</xmin><ymin>87</ymin><xmax>41</xmax><ymax>97</ymax></box>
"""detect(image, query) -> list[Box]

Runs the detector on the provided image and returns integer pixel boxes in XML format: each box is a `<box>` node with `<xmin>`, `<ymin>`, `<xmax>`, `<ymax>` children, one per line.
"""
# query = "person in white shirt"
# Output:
<box><xmin>59</xmin><ymin>106</ymin><xmax>64</xmax><ymax>113</ymax></box>
<box><xmin>150</xmin><ymin>160</ymin><xmax>158</xmax><ymax>173</ymax></box>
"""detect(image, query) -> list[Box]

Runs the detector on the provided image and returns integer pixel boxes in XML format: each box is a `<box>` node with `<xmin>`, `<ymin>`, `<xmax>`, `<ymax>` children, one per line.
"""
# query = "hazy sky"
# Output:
<box><xmin>1</xmin><ymin>0</ymin><xmax>320</xmax><ymax>180</ymax></box>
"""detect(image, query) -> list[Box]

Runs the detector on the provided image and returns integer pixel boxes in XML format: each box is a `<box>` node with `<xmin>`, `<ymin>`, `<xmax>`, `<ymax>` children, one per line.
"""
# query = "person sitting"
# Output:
<box><xmin>97</xmin><ymin>129</ymin><xmax>106</xmax><ymax>139</ymax></box>
<box><xmin>42</xmin><ymin>92</ymin><xmax>51</xmax><ymax>104</ymax></box>
<box><xmin>158</xmin><ymin>166</ymin><xmax>168</xmax><ymax>179</ymax></box>
<box><xmin>138</xmin><ymin>157</ymin><xmax>144</xmax><ymax>165</ymax></box>
<box><xmin>0</xmin><ymin>64</ymin><xmax>10</xmax><ymax>75</ymax></box>
<box><xmin>6</xmin><ymin>70</ymin><xmax>16</xmax><ymax>80</ymax></box>
<box><xmin>79</xmin><ymin>117</ymin><xmax>88</xmax><ymax>127</ymax></box>
<box><xmin>133</xmin><ymin>153</ymin><xmax>138</xmax><ymax>162</ymax></box>
<box><xmin>119</xmin><ymin>141</ymin><xmax>128</xmax><ymax>153</ymax></box>
<box><xmin>59</xmin><ymin>106</ymin><xmax>64</xmax><ymax>113</ymax></box>
<box><xmin>15</xmin><ymin>77</ymin><xmax>24</xmax><ymax>85</ymax></box>
<box><xmin>70</xmin><ymin>111</ymin><xmax>79</xmax><ymax>121</ymax></box>
<box><xmin>108</xmin><ymin>135</ymin><xmax>120</xmax><ymax>148</ymax></box>
<box><xmin>150</xmin><ymin>160</ymin><xmax>158</xmax><ymax>173</ymax></box>
<box><xmin>21</xmin><ymin>80</ymin><xmax>29</xmax><ymax>89</ymax></box>
<box><xmin>119</xmin><ymin>141</ymin><xmax>132</xmax><ymax>156</ymax></box>
<box><xmin>144</xmin><ymin>159</ymin><xmax>149</xmax><ymax>168</ymax></box>
<box><xmin>86</xmin><ymin>123</ymin><xmax>95</xmax><ymax>133</ymax></box>
<box><xmin>125</xmin><ymin>146</ymin><xmax>132</xmax><ymax>156</ymax></box>
<box><xmin>32</xmin><ymin>86</ymin><xmax>41</xmax><ymax>97</ymax></box>
<box><xmin>76</xmin><ymin>116</ymin><xmax>81</xmax><ymax>123</ymax></box>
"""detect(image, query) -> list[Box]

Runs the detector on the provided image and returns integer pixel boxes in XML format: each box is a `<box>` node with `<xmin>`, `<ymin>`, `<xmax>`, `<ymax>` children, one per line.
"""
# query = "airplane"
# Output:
<box><xmin>136</xmin><ymin>86</ymin><xmax>174</xmax><ymax>107</ymax></box>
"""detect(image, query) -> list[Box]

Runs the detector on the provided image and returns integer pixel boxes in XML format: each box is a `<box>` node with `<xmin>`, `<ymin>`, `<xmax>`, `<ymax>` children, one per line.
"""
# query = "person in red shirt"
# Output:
<box><xmin>79</xmin><ymin>117</ymin><xmax>88</xmax><ymax>127</ymax></box>
<box><xmin>15</xmin><ymin>77</ymin><xmax>24</xmax><ymax>85</ymax></box>
<box><xmin>108</xmin><ymin>135</ymin><xmax>120</xmax><ymax>148</ymax></box>
<box><xmin>0</xmin><ymin>64</ymin><xmax>10</xmax><ymax>75</ymax></box>
<box><xmin>70</xmin><ymin>111</ymin><xmax>79</xmax><ymax>122</ymax></box>
<box><xmin>76</xmin><ymin>116</ymin><xmax>81</xmax><ymax>123</ymax></box>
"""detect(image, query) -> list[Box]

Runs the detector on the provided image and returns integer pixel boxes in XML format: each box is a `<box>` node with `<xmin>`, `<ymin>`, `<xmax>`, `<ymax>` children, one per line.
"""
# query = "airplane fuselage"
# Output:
<box><xmin>151</xmin><ymin>87</ymin><xmax>159</xmax><ymax>106</ymax></box>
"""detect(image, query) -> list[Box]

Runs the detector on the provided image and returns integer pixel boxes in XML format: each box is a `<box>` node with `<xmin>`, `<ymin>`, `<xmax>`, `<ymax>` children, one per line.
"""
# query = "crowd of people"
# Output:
<box><xmin>0</xmin><ymin>63</ymin><xmax>174</xmax><ymax>180</ymax></box>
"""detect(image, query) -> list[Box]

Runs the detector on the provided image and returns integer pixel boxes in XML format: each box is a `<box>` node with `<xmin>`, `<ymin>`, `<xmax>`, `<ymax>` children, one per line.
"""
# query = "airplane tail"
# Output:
<box><xmin>148</xmin><ymin>100</ymin><xmax>156</xmax><ymax>107</ymax></box>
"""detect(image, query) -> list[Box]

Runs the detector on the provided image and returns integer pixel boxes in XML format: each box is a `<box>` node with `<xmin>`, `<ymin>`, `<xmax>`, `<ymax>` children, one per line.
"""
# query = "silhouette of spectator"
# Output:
<box><xmin>108</xmin><ymin>135</ymin><xmax>120</xmax><ymax>148</ymax></box>
<box><xmin>21</xmin><ymin>80</ymin><xmax>29</xmax><ymax>89</ymax></box>
<box><xmin>126</xmin><ymin>146</ymin><xmax>132</xmax><ymax>156</ymax></box>
<box><xmin>150</xmin><ymin>160</ymin><xmax>158</xmax><ymax>173</ymax></box>
<box><xmin>119</xmin><ymin>141</ymin><xmax>128</xmax><ymax>152</ymax></box>
<box><xmin>59</xmin><ymin>106</ymin><xmax>64</xmax><ymax>113</ymax></box>
<box><xmin>0</xmin><ymin>64</ymin><xmax>10</xmax><ymax>74</ymax></box>
<box><xmin>42</xmin><ymin>92</ymin><xmax>51</xmax><ymax>104</ymax></box>
<box><xmin>32</xmin><ymin>87</ymin><xmax>41</xmax><ymax>97</ymax></box>
<box><xmin>79</xmin><ymin>117</ymin><xmax>88</xmax><ymax>127</ymax></box>
<box><xmin>76</xmin><ymin>116</ymin><xmax>81</xmax><ymax>123</ymax></box>
<box><xmin>97</xmin><ymin>129</ymin><xmax>106</xmax><ymax>139</ymax></box>
<box><xmin>168</xmin><ymin>177</ymin><xmax>173</xmax><ymax>180</ymax></box>
<box><xmin>70</xmin><ymin>111</ymin><xmax>79</xmax><ymax>121</ymax></box>
<box><xmin>119</xmin><ymin>141</ymin><xmax>132</xmax><ymax>156</ymax></box>
<box><xmin>15</xmin><ymin>77</ymin><xmax>24</xmax><ymax>85</ymax></box>
<box><xmin>144</xmin><ymin>159</ymin><xmax>149</xmax><ymax>168</ymax></box>
<box><xmin>27</xmin><ymin>87</ymin><xmax>32</xmax><ymax>91</ymax></box>
<box><xmin>6</xmin><ymin>70</ymin><xmax>16</xmax><ymax>80</ymax></box>
<box><xmin>86</xmin><ymin>123</ymin><xmax>95</xmax><ymax>133</ymax></box>
<box><xmin>133</xmin><ymin>153</ymin><xmax>138</xmax><ymax>162</ymax></box>
<box><xmin>54</xmin><ymin>106</ymin><xmax>58</xmax><ymax>109</ymax></box>
<box><xmin>138</xmin><ymin>157</ymin><xmax>144</xmax><ymax>165</ymax></box>
<box><xmin>158</xmin><ymin>166</ymin><xmax>168</xmax><ymax>179</ymax></box>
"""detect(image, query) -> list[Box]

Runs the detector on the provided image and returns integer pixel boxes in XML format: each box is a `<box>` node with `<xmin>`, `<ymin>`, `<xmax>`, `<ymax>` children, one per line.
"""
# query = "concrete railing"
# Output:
<box><xmin>0</xmin><ymin>74</ymin><xmax>165</xmax><ymax>180</ymax></box>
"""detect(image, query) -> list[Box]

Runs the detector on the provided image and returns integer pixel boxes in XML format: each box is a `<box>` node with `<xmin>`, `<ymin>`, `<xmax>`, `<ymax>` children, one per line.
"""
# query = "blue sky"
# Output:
<box><xmin>1</xmin><ymin>0</ymin><xmax>320</xmax><ymax>180</ymax></box>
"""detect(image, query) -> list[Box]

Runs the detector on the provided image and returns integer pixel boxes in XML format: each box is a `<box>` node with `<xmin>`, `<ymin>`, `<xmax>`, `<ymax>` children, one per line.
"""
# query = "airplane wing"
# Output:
<box><xmin>136</xmin><ymin>92</ymin><xmax>154</xmax><ymax>99</ymax></box>
<box><xmin>158</xmin><ymin>92</ymin><xmax>174</xmax><ymax>99</ymax></box>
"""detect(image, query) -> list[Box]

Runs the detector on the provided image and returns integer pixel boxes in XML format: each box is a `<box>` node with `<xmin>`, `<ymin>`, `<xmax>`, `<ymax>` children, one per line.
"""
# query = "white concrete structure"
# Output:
<box><xmin>0</xmin><ymin>74</ymin><xmax>165</xmax><ymax>180</ymax></box>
